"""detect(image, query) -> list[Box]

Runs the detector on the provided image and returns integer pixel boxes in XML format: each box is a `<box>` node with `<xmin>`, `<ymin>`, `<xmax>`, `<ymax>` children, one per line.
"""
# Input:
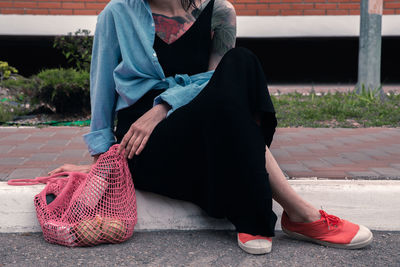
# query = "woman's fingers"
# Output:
<box><xmin>118</xmin><ymin>129</ymin><xmax>134</xmax><ymax>154</ymax></box>
<box><xmin>127</xmin><ymin>134</ymin><xmax>145</xmax><ymax>159</ymax></box>
<box><xmin>124</xmin><ymin>132</ymin><xmax>138</xmax><ymax>158</ymax></box>
<box><xmin>48</xmin><ymin>164</ymin><xmax>92</xmax><ymax>175</ymax></box>
<box><xmin>48</xmin><ymin>166</ymin><xmax>63</xmax><ymax>175</ymax></box>
<box><xmin>135</xmin><ymin>135</ymin><xmax>149</xmax><ymax>156</ymax></box>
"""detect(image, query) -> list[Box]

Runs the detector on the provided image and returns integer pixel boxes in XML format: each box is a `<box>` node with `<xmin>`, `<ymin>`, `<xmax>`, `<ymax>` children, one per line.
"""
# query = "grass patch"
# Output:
<box><xmin>0</xmin><ymin>101</ymin><xmax>27</xmax><ymax>123</ymax></box>
<box><xmin>271</xmin><ymin>90</ymin><xmax>400</xmax><ymax>128</ymax></box>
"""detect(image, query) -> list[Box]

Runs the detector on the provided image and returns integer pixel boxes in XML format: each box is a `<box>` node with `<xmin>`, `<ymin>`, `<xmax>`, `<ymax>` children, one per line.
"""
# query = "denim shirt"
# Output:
<box><xmin>83</xmin><ymin>0</ymin><xmax>214</xmax><ymax>156</ymax></box>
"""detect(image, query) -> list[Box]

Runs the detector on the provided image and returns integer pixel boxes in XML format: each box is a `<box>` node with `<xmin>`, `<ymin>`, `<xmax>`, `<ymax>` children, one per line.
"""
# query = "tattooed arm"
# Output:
<box><xmin>208</xmin><ymin>0</ymin><xmax>237</xmax><ymax>70</ymax></box>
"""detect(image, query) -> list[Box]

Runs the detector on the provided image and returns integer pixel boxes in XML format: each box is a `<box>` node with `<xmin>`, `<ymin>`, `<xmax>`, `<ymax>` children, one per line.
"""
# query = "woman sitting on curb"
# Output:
<box><xmin>50</xmin><ymin>0</ymin><xmax>373</xmax><ymax>254</ymax></box>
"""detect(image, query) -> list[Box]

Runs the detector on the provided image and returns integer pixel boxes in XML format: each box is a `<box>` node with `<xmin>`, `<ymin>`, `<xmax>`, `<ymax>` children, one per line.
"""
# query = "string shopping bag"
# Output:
<box><xmin>7</xmin><ymin>144</ymin><xmax>137</xmax><ymax>247</ymax></box>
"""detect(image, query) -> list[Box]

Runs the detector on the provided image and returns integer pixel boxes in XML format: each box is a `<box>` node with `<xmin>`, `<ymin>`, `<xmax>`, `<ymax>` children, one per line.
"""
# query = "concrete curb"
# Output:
<box><xmin>1</xmin><ymin>180</ymin><xmax>399</xmax><ymax>233</ymax></box>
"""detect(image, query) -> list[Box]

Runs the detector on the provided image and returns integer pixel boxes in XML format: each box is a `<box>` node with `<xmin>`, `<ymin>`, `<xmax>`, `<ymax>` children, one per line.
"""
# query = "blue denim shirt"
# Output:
<box><xmin>83</xmin><ymin>0</ymin><xmax>214</xmax><ymax>156</ymax></box>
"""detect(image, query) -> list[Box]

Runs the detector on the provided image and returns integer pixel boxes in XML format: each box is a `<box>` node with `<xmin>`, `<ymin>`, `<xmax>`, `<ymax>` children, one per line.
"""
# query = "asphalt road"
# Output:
<box><xmin>1</xmin><ymin>230</ymin><xmax>399</xmax><ymax>267</ymax></box>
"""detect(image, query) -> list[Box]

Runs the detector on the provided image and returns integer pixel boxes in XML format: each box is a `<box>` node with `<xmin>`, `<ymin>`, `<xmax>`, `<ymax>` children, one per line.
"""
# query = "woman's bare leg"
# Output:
<box><xmin>253</xmin><ymin>112</ymin><xmax>320</xmax><ymax>222</ymax></box>
<box><xmin>265</xmin><ymin>146</ymin><xmax>320</xmax><ymax>223</ymax></box>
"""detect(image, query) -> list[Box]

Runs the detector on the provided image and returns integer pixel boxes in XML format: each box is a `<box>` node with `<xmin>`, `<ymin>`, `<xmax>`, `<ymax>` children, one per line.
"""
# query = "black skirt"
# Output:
<box><xmin>115</xmin><ymin>48</ymin><xmax>278</xmax><ymax>236</ymax></box>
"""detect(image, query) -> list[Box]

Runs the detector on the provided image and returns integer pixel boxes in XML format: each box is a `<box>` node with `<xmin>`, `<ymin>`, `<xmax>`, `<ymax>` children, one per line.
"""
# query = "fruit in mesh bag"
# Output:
<box><xmin>75</xmin><ymin>215</ymin><xmax>103</xmax><ymax>246</ymax></box>
<box><xmin>101</xmin><ymin>217</ymin><xmax>127</xmax><ymax>243</ymax></box>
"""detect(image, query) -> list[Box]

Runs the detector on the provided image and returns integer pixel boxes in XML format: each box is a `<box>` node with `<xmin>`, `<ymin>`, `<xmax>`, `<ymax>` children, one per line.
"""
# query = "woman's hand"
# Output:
<box><xmin>48</xmin><ymin>164</ymin><xmax>92</xmax><ymax>176</ymax></box>
<box><xmin>118</xmin><ymin>102</ymin><xmax>170</xmax><ymax>159</ymax></box>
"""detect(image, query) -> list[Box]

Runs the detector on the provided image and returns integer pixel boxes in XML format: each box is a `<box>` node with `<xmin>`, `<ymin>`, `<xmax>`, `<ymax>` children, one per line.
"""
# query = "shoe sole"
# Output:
<box><xmin>237</xmin><ymin>240</ymin><xmax>272</xmax><ymax>254</ymax></box>
<box><xmin>281</xmin><ymin>227</ymin><xmax>373</xmax><ymax>249</ymax></box>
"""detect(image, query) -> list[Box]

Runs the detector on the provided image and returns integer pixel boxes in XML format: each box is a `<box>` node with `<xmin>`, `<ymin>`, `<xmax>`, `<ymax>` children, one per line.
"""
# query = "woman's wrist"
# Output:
<box><xmin>157</xmin><ymin>101</ymin><xmax>171</xmax><ymax>118</ymax></box>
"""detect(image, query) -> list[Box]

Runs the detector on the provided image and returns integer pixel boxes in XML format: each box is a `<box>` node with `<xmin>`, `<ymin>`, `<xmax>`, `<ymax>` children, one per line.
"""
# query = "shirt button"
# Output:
<box><xmin>153</xmin><ymin>52</ymin><xmax>157</xmax><ymax>58</ymax></box>
<box><xmin>162</xmin><ymin>78</ymin><xmax>166</xmax><ymax>81</ymax></box>
<box><xmin>151</xmin><ymin>22</ymin><xmax>155</xmax><ymax>27</ymax></box>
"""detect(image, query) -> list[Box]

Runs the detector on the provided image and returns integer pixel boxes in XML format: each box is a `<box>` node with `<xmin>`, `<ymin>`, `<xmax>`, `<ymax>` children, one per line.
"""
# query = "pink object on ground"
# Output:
<box><xmin>8</xmin><ymin>144</ymin><xmax>137</xmax><ymax>247</ymax></box>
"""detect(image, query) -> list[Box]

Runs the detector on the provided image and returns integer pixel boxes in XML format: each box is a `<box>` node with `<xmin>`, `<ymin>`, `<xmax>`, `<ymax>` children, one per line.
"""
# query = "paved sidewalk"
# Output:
<box><xmin>0</xmin><ymin>126</ymin><xmax>399</xmax><ymax>181</ymax></box>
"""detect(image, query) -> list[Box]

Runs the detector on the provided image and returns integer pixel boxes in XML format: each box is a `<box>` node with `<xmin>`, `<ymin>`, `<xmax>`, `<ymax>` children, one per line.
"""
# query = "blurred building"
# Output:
<box><xmin>0</xmin><ymin>0</ymin><xmax>399</xmax><ymax>84</ymax></box>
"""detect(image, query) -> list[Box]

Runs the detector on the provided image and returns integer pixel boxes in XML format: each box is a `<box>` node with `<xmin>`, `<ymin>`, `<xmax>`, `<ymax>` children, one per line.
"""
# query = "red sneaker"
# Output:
<box><xmin>237</xmin><ymin>233</ymin><xmax>272</xmax><ymax>254</ymax></box>
<box><xmin>281</xmin><ymin>210</ymin><xmax>373</xmax><ymax>249</ymax></box>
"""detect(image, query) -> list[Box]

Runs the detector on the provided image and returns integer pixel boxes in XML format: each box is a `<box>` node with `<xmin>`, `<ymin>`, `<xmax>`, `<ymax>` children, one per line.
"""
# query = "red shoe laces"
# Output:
<box><xmin>319</xmin><ymin>210</ymin><xmax>341</xmax><ymax>230</ymax></box>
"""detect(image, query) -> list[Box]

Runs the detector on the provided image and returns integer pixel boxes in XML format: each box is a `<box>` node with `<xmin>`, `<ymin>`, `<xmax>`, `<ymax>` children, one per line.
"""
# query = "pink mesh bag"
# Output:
<box><xmin>7</xmin><ymin>144</ymin><xmax>137</xmax><ymax>247</ymax></box>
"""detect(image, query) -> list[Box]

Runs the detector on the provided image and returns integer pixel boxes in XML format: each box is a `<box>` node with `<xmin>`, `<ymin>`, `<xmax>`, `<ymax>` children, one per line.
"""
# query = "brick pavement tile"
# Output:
<box><xmin>279</xmin><ymin>163</ymin><xmax>312</xmax><ymax>173</ymax></box>
<box><xmin>0</xmin><ymin>145</ymin><xmax>15</xmax><ymax>153</ymax></box>
<box><xmin>13</xmin><ymin>143</ymin><xmax>45</xmax><ymax>151</ymax></box>
<box><xmin>24</xmin><ymin>136</ymin><xmax>52</xmax><ymax>143</ymax></box>
<box><xmin>270</xmin><ymin>148</ymin><xmax>290</xmax><ymax>158</ymax></box>
<box><xmin>381</xmin><ymin>147</ymin><xmax>400</xmax><ymax>155</ymax></box>
<box><xmin>39</xmin><ymin>145</ymin><xmax>67</xmax><ymax>153</ymax></box>
<box><xmin>0</xmin><ymin>157</ymin><xmax>27</xmax><ymax>165</ymax></box>
<box><xmin>70</xmin><ymin>136</ymin><xmax>85</xmax><ymax>144</ymax></box>
<box><xmin>58</xmin><ymin>149</ymin><xmax>88</xmax><ymax>159</ymax></box>
<box><xmin>369</xmin><ymin>167</ymin><xmax>400</xmax><ymax>177</ymax></box>
<box><xmin>0</xmin><ymin>133</ymin><xmax>31</xmax><ymax>141</ymax></box>
<box><xmin>382</xmin><ymin>129</ymin><xmax>400</xmax><ymax>137</ymax></box>
<box><xmin>2</xmin><ymin>150</ymin><xmax>35</xmax><ymax>158</ymax></box>
<box><xmin>341</xmin><ymin>161</ymin><xmax>399</xmax><ymax>169</ymax></box>
<box><xmin>347</xmin><ymin>171</ymin><xmax>381</xmax><ymax>179</ymax></box>
<box><xmin>65</xmin><ymin>144</ymin><xmax>87</xmax><ymax>150</ymax></box>
<box><xmin>300</xmin><ymin>143</ymin><xmax>328</xmax><ymax>150</ymax></box>
<box><xmin>390</xmin><ymin>163</ymin><xmax>400</xmax><ymax>170</ymax></box>
<box><xmin>366</xmin><ymin>132</ymin><xmax>393</xmax><ymax>140</ymax></box>
<box><xmin>31</xmin><ymin>131</ymin><xmax>56</xmax><ymax>137</ymax></box>
<box><xmin>46</xmin><ymin>139</ymin><xmax>71</xmax><ymax>146</ymax></box>
<box><xmin>0</xmin><ymin>127</ymin><xmax>18</xmax><ymax>131</ymax></box>
<box><xmin>351</xmin><ymin>135</ymin><xmax>378</xmax><ymax>142</ymax></box>
<box><xmin>319</xmin><ymin>146</ymin><xmax>356</xmax><ymax>153</ymax></box>
<box><xmin>0</xmin><ymin>173</ymin><xmax>9</xmax><ymax>181</ymax></box>
<box><xmin>36</xmin><ymin>127</ymin><xmax>58</xmax><ymax>132</ymax></box>
<box><xmin>7</xmin><ymin>168</ymin><xmax>46</xmax><ymax>179</ymax></box>
<box><xmin>53</xmin><ymin>157</ymin><xmax>90</xmax><ymax>165</ymax></box>
<box><xmin>273</xmin><ymin>141</ymin><xmax>306</xmax><ymax>147</ymax></box>
<box><xmin>301</xmin><ymin>129</ymin><xmax>327</xmax><ymax>136</ymax></box>
<box><xmin>281</xmin><ymin>146</ymin><xmax>311</xmax><ymax>153</ymax></box>
<box><xmin>53</xmin><ymin>128</ymin><xmax>81</xmax><ymax>136</ymax></box>
<box><xmin>20</xmin><ymin>160</ymin><xmax>53</xmax><ymax>167</ymax></box>
<box><xmin>28</xmin><ymin>153</ymin><xmax>59</xmax><ymax>162</ymax></box>
<box><xmin>357</xmin><ymin>148</ymin><xmax>392</xmax><ymax>159</ymax></box>
<box><xmin>277</xmin><ymin>133</ymin><xmax>297</xmax><ymax>139</ymax></box>
<box><xmin>321</xmin><ymin>156</ymin><xmax>354</xmax><ymax>165</ymax></box>
<box><xmin>79</xmin><ymin>160</ymin><xmax>92</xmax><ymax>165</ymax></box>
<box><xmin>318</xmin><ymin>140</ymin><xmax>345</xmax><ymax>147</ymax></box>
<box><xmin>333</xmin><ymin>137</ymin><xmax>363</xmax><ymax>145</ymax></box>
<box><xmin>339</xmin><ymin>152</ymin><xmax>373</xmax><ymax>162</ymax></box>
<box><xmin>300</xmin><ymin>160</ymin><xmax>332</xmax><ymax>168</ymax></box>
<box><xmin>274</xmin><ymin>159</ymin><xmax>299</xmax><ymax>165</ymax></box>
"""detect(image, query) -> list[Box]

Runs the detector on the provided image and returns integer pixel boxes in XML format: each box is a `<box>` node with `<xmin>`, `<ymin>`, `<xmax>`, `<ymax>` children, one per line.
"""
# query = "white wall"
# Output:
<box><xmin>1</xmin><ymin>14</ymin><xmax>400</xmax><ymax>37</ymax></box>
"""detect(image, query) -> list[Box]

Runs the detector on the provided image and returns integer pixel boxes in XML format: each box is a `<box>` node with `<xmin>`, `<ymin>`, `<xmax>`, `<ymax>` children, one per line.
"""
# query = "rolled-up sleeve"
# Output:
<box><xmin>153</xmin><ymin>70</ymin><xmax>214</xmax><ymax>117</ymax></box>
<box><xmin>83</xmin><ymin>7</ymin><xmax>121</xmax><ymax>156</ymax></box>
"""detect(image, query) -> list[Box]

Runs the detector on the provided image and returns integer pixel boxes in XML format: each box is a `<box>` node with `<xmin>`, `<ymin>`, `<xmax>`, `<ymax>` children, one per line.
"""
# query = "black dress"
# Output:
<box><xmin>115</xmin><ymin>0</ymin><xmax>278</xmax><ymax>237</ymax></box>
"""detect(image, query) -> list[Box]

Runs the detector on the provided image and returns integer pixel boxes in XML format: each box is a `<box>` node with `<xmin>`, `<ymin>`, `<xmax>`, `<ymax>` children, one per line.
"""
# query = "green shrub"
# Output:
<box><xmin>0</xmin><ymin>74</ymin><xmax>38</xmax><ymax>104</ymax></box>
<box><xmin>0</xmin><ymin>61</ymin><xmax>18</xmax><ymax>82</ymax></box>
<box><xmin>35</xmin><ymin>67</ymin><xmax>90</xmax><ymax>114</ymax></box>
<box><xmin>53</xmin><ymin>29</ymin><xmax>93</xmax><ymax>72</ymax></box>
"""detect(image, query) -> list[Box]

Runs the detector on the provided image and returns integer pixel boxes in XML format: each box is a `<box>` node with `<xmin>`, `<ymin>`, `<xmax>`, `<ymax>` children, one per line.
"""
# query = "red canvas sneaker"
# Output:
<box><xmin>237</xmin><ymin>233</ymin><xmax>272</xmax><ymax>254</ymax></box>
<box><xmin>281</xmin><ymin>210</ymin><xmax>373</xmax><ymax>249</ymax></box>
